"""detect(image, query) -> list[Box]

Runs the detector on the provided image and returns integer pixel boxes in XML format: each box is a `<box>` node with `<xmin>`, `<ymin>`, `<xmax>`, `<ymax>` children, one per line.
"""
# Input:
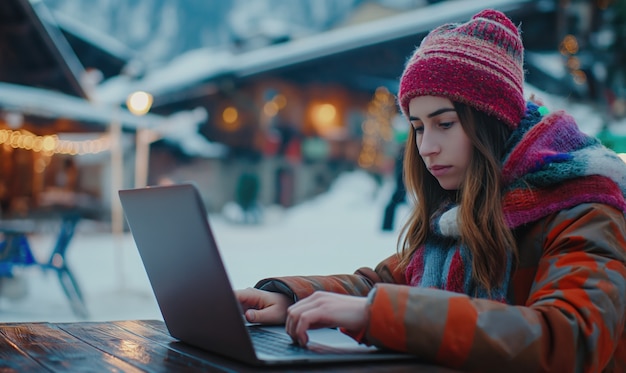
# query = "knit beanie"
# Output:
<box><xmin>398</xmin><ymin>9</ymin><xmax>525</xmax><ymax>129</ymax></box>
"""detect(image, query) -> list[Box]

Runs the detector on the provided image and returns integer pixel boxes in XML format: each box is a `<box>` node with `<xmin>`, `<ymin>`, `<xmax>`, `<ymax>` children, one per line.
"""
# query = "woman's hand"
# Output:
<box><xmin>285</xmin><ymin>291</ymin><xmax>368</xmax><ymax>346</ymax></box>
<box><xmin>235</xmin><ymin>287</ymin><xmax>294</xmax><ymax>324</ymax></box>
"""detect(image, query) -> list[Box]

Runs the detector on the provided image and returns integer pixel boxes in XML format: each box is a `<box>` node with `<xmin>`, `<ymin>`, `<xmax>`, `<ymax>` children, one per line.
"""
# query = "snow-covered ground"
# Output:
<box><xmin>0</xmin><ymin>171</ymin><xmax>407</xmax><ymax>323</ymax></box>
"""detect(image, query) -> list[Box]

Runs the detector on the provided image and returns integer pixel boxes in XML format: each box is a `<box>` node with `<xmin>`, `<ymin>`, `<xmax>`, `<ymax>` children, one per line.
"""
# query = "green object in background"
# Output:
<box><xmin>596</xmin><ymin>128</ymin><xmax>626</xmax><ymax>153</ymax></box>
<box><xmin>302</xmin><ymin>138</ymin><xmax>329</xmax><ymax>160</ymax></box>
<box><xmin>236</xmin><ymin>172</ymin><xmax>260</xmax><ymax>210</ymax></box>
<box><xmin>393</xmin><ymin>126</ymin><xmax>408</xmax><ymax>143</ymax></box>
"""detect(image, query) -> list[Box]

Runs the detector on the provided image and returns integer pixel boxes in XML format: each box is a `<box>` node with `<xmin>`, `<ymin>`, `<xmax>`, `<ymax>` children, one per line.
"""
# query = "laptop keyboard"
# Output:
<box><xmin>249</xmin><ymin>327</ymin><xmax>344</xmax><ymax>356</ymax></box>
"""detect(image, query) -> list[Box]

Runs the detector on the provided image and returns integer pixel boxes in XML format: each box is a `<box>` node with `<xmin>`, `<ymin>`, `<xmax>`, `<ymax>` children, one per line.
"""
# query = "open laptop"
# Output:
<box><xmin>118</xmin><ymin>183</ymin><xmax>414</xmax><ymax>366</ymax></box>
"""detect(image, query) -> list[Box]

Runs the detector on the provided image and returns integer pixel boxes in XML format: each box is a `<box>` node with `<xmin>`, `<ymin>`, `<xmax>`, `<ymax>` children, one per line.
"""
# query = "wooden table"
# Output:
<box><xmin>0</xmin><ymin>320</ymin><xmax>461</xmax><ymax>372</ymax></box>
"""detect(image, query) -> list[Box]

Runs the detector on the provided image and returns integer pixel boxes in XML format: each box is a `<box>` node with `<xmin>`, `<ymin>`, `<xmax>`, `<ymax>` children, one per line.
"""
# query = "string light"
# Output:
<box><xmin>0</xmin><ymin>129</ymin><xmax>111</xmax><ymax>155</ymax></box>
<box><xmin>358</xmin><ymin>87</ymin><xmax>396</xmax><ymax>169</ymax></box>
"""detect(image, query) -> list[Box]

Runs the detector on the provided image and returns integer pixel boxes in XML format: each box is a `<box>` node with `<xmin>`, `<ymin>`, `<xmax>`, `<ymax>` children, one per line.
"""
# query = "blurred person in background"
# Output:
<box><xmin>236</xmin><ymin>9</ymin><xmax>626</xmax><ymax>372</ymax></box>
<box><xmin>381</xmin><ymin>143</ymin><xmax>406</xmax><ymax>231</ymax></box>
<box><xmin>235</xmin><ymin>169</ymin><xmax>262</xmax><ymax>224</ymax></box>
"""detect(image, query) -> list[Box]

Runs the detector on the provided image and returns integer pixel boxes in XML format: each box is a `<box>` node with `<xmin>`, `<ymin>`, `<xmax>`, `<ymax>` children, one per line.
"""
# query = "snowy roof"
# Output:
<box><xmin>51</xmin><ymin>10</ymin><xmax>135</xmax><ymax>80</ymax></box>
<box><xmin>0</xmin><ymin>82</ymin><xmax>162</xmax><ymax>128</ymax></box>
<box><xmin>0</xmin><ymin>82</ymin><xmax>227</xmax><ymax>158</ymax></box>
<box><xmin>230</xmin><ymin>0</ymin><xmax>532</xmax><ymax>78</ymax></box>
<box><xmin>95</xmin><ymin>0</ymin><xmax>534</xmax><ymax>105</ymax></box>
<box><xmin>51</xmin><ymin>11</ymin><xmax>136</xmax><ymax>64</ymax></box>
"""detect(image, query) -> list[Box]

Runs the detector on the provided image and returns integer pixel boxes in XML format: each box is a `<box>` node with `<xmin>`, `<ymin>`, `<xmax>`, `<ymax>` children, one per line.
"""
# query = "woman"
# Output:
<box><xmin>236</xmin><ymin>9</ymin><xmax>626</xmax><ymax>372</ymax></box>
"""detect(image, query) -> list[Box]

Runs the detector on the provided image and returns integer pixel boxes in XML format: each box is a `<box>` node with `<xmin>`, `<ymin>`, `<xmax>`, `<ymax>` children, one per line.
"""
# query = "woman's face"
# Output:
<box><xmin>408</xmin><ymin>96</ymin><xmax>473</xmax><ymax>190</ymax></box>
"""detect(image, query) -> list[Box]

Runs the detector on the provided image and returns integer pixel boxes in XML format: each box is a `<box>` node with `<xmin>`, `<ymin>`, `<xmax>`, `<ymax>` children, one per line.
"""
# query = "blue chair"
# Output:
<box><xmin>0</xmin><ymin>213</ymin><xmax>88</xmax><ymax>319</ymax></box>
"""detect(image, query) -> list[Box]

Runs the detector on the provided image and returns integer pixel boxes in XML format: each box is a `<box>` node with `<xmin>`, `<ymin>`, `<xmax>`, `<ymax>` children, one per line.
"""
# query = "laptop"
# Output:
<box><xmin>118</xmin><ymin>183</ymin><xmax>414</xmax><ymax>366</ymax></box>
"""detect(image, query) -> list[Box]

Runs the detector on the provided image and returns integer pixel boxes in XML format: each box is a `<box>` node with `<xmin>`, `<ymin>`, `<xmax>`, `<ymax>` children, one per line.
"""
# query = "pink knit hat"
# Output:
<box><xmin>398</xmin><ymin>9</ymin><xmax>525</xmax><ymax>129</ymax></box>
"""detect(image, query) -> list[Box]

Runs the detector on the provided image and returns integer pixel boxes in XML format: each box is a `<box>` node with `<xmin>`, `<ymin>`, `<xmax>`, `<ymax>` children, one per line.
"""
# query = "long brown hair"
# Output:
<box><xmin>397</xmin><ymin>101</ymin><xmax>517</xmax><ymax>291</ymax></box>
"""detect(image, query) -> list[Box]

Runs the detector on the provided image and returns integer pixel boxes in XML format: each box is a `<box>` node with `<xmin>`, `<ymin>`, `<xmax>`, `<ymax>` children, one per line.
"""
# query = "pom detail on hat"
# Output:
<box><xmin>398</xmin><ymin>9</ymin><xmax>525</xmax><ymax>129</ymax></box>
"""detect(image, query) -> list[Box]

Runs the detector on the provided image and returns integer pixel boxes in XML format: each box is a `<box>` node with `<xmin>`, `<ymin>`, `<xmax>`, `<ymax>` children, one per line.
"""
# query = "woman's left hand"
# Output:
<box><xmin>285</xmin><ymin>291</ymin><xmax>368</xmax><ymax>346</ymax></box>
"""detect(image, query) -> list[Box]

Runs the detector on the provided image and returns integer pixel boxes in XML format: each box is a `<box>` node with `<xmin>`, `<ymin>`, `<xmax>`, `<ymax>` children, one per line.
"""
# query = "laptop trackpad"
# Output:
<box><xmin>259</xmin><ymin>325</ymin><xmax>379</xmax><ymax>352</ymax></box>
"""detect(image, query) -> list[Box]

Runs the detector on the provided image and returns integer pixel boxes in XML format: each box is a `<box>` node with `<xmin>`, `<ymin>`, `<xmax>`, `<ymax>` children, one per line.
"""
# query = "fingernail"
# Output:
<box><xmin>247</xmin><ymin>310</ymin><xmax>255</xmax><ymax>322</ymax></box>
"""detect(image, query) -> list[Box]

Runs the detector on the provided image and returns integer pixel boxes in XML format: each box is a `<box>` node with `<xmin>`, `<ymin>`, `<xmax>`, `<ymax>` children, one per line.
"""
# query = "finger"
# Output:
<box><xmin>293</xmin><ymin>308</ymin><xmax>318</xmax><ymax>346</ymax></box>
<box><xmin>247</xmin><ymin>305</ymin><xmax>285</xmax><ymax>325</ymax></box>
<box><xmin>244</xmin><ymin>309</ymin><xmax>257</xmax><ymax>323</ymax></box>
<box><xmin>286</xmin><ymin>315</ymin><xmax>304</xmax><ymax>346</ymax></box>
<box><xmin>285</xmin><ymin>304</ymin><xmax>302</xmax><ymax>344</ymax></box>
<box><xmin>285</xmin><ymin>292</ymin><xmax>329</xmax><ymax>344</ymax></box>
<box><xmin>235</xmin><ymin>287</ymin><xmax>260</xmax><ymax>308</ymax></box>
<box><xmin>285</xmin><ymin>314</ymin><xmax>295</xmax><ymax>344</ymax></box>
<box><xmin>286</xmin><ymin>303</ymin><xmax>318</xmax><ymax>346</ymax></box>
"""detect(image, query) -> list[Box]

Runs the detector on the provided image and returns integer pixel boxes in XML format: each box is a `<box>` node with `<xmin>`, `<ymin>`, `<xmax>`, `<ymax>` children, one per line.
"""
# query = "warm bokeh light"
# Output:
<box><xmin>566</xmin><ymin>56</ymin><xmax>580</xmax><ymax>70</ymax></box>
<box><xmin>318</xmin><ymin>104</ymin><xmax>336</xmax><ymax>121</ymax></box>
<box><xmin>274</xmin><ymin>94</ymin><xmax>287</xmax><ymax>109</ymax></box>
<box><xmin>221</xmin><ymin>106</ymin><xmax>241</xmax><ymax>131</ymax></box>
<box><xmin>0</xmin><ymin>129</ymin><xmax>111</xmax><ymax>155</ymax></box>
<box><xmin>310</xmin><ymin>103</ymin><xmax>337</xmax><ymax>136</ymax></box>
<box><xmin>572</xmin><ymin>69</ymin><xmax>587</xmax><ymax>85</ymax></box>
<box><xmin>126</xmin><ymin>91</ymin><xmax>154</xmax><ymax>116</ymax></box>
<box><xmin>559</xmin><ymin>34</ymin><xmax>579</xmax><ymax>55</ymax></box>
<box><xmin>42</xmin><ymin>136</ymin><xmax>57</xmax><ymax>152</ymax></box>
<box><xmin>264</xmin><ymin>101</ymin><xmax>279</xmax><ymax>117</ymax></box>
<box><xmin>223</xmin><ymin>106</ymin><xmax>238</xmax><ymax>123</ymax></box>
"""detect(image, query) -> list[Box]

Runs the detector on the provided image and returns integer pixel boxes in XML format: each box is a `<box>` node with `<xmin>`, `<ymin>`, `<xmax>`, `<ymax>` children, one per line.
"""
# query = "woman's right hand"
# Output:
<box><xmin>235</xmin><ymin>287</ymin><xmax>294</xmax><ymax>325</ymax></box>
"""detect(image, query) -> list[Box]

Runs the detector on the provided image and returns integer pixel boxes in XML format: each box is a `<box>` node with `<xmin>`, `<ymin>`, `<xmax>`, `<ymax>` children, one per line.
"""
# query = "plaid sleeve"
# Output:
<box><xmin>364</xmin><ymin>203</ymin><xmax>626</xmax><ymax>372</ymax></box>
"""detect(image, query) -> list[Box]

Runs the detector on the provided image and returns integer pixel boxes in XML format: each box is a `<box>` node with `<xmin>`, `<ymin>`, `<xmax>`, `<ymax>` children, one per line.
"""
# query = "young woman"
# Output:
<box><xmin>236</xmin><ymin>9</ymin><xmax>626</xmax><ymax>372</ymax></box>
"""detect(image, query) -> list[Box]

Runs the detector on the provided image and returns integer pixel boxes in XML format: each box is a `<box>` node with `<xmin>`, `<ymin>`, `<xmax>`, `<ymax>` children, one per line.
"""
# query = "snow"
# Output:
<box><xmin>525</xmin><ymin>52</ymin><xmax>568</xmax><ymax>80</ymax></box>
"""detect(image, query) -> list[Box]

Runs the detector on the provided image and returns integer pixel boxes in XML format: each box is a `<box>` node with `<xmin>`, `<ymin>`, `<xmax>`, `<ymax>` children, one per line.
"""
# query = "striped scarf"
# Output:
<box><xmin>406</xmin><ymin>102</ymin><xmax>626</xmax><ymax>302</ymax></box>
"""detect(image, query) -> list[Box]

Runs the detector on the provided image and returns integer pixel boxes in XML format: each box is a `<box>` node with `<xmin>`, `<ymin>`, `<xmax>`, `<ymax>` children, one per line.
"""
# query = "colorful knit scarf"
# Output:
<box><xmin>405</xmin><ymin>102</ymin><xmax>626</xmax><ymax>302</ymax></box>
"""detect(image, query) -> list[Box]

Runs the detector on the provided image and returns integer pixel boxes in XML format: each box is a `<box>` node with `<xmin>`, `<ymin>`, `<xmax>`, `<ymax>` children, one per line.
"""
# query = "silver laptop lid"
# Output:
<box><xmin>119</xmin><ymin>184</ymin><xmax>259</xmax><ymax>364</ymax></box>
